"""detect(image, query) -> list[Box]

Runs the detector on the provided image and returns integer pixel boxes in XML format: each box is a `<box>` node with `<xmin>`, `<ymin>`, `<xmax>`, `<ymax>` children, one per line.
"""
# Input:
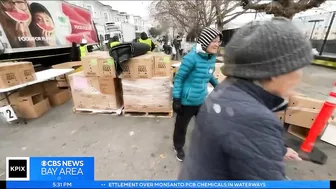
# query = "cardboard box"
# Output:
<box><xmin>42</xmin><ymin>81</ymin><xmax>60</xmax><ymax>93</ymax></box>
<box><xmin>72</xmin><ymin>91</ymin><xmax>122</xmax><ymax>110</ymax></box>
<box><xmin>122</xmin><ymin>77</ymin><xmax>170</xmax><ymax>95</ymax></box>
<box><xmin>15</xmin><ymin>93</ymin><xmax>50</xmax><ymax>119</ymax></box>
<box><xmin>122</xmin><ymin>77</ymin><xmax>171</xmax><ymax>112</ymax></box>
<box><xmin>98</xmin><ymin>55</ymin><xmax>116</xmax><ymax>78</ymax></box>
<box><xmin>120</xmin><ymin>62</ymin><xmax>132</xmax><ymax>78</ymax></box>
<box><xmin>72</xmin><ymin>91</ymin><xmax>93</xmax><ymax>109</ymax></box>
<box><xmin>123</xmin><ymin>94</ymin><xmax>171</xmax><ymax>112</ymax></box>
<box><xmin>93</xmin><ymin>93</ymin><xmax>123</xmax><ymax>110</ymax></box>
<box><xmin>127</xmin><ymin>54</ymin><xmax>154</xmax><ymax>79</ymax></box>
<box><xmin>0</xmin><ymin>93</ymin><xmax>6</xmax><ymax>107</ymax></box>
<box><xmin>69</xmin><ymin>71</ymin><xmax>121</xmax><ymax>95</ymax></box>
<box><xmin>288</xmin><ymin>95</ymin><xmax>324</xmax><ymax>110</ymax></box>
<box><xmin>15</xmin><ymin>62</ymin><xmax>36</xmax><ymax>83</ymax></box>
<box><xmin>287</xmin><ymin>125</ymin><xmax>309</xmax><ymax>140</ymax></box>
<box><xmin>69</xmin><ymin>71</ymin><xmax>123</xmax><ymax>110</ymax></box>
<box><xmin>19</xmin><ymin>83</ymin><xmax>44</xmax><ymax>96</ymax></box>
<box><xmin>275</xmin><ymin>111</ymin><xmax>285</xmax><ymax>124</ymax></box>
<box><xmin>46</xmin><ymin>89</ymin><xmax>71</xmax><ymax>106</ymax></box>
<box><xmin>285</xmin><ymin>107</ymin><xmax>319</xmax><ymax>128</ymax></box>
<box><xmin>0</xmin><ymin>63</ymin><xmax>21</xmax><ymax>88</ymax></box>
<box><xmin>98</xmin><ymin>77</ymin><xmax>122</xmax><ymax>95</ymax></box>
<box><xmin>52</xmin><ymin>61</ymin><xmax>83</xmax><ymax>87</ymax></box>
<box><xmin>152</xmin><ymin>53</ymin><xmax>171</xmax><ymax>77</ymax></box>
<box><xmin>68</xmin><ymin>72</ymin><xmax>100</xmax><ymax>93</ymax></box>
<box><xmin>82</xmin><ymin>56</ymin><xmax>100</xmax><ymax>77</ymax></box>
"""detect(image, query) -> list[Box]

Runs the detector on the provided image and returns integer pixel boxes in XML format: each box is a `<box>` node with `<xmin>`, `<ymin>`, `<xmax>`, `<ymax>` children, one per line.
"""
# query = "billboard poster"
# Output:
<box><xmin>0</xmin><ymin>0</ymin><xmax>98</xmax><ymax>52</ymax></box>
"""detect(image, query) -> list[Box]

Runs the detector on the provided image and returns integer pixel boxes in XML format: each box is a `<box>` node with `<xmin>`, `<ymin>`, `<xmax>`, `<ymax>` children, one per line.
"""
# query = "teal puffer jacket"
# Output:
<box><xmin>172</xmin><ymin>47</ymin><xmax>218</xmax><ymax>106</ymax></box>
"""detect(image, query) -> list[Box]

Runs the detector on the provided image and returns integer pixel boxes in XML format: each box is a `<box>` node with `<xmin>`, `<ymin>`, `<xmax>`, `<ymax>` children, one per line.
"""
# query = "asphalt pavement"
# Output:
<box><xmin>0</xmin><ymin>65</ymin><xmax>335</xmax><ymax>180</ymax></box>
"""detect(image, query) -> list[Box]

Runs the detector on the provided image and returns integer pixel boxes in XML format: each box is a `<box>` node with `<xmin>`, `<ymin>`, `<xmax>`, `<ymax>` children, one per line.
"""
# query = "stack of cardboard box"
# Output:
<box><xmin>121</xmin><ymin>52</ymin><xmax>172</xmax><ymax>114</ymax></box>
<box><xmin>0</xmin><ymin>80</ymin><xmax>71</xmax><ymax>119</ymax></box>
<box><xmin>0</xmin><ymin>62</ymin><xmax>36</xmax><ymax>89</ymax></box>
<box><xmin>69</xmin><ymin>52</ymin><xmax>123</xmax><ymax>112</ymax></box>
<box><xmin>276</xmin><ymin>95</ymin><xmax>327</xmax><ymax>140</ymax></box>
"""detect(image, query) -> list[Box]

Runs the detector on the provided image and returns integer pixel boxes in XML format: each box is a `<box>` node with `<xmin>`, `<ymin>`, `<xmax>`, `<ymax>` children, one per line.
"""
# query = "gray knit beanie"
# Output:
<box><xmin>197</xmin><ymin>27</ymin><xmax>222</xmax><ymax>51</ymax></box>
<box><xmin>222</xmin><ymin>17</ymin><xmax>313</xmax><ymax>80</ymax></box>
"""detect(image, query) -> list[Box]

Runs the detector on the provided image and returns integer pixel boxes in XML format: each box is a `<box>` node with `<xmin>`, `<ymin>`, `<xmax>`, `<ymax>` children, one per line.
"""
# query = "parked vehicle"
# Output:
<box><xmin>0</xmin><ymin>0</ymin><xmax>99</xmax><ymax>67</ymax></box>
<box><xmin>104</xmin><ymin>22</ymin><xmax>136</xmax><ymax>46</ymax></box>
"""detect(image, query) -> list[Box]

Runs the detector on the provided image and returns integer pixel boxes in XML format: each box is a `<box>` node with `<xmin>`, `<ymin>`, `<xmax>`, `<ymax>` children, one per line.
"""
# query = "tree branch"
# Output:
<box><xmin>223</xmin><ymin>10</ymin><xmax>248</xmax><ymax>25</ymax></box>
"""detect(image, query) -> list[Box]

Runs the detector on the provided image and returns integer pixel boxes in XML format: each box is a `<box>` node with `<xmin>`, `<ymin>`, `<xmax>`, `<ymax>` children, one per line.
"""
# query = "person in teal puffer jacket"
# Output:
<box><xmin>172</xmin><ymin>27</ymin><xmax>222</xmax><ymax>162</ymax></box>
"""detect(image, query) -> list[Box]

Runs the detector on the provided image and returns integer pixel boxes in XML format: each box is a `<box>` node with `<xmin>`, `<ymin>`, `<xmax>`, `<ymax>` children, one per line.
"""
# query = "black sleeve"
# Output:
<box><xmin>151</xmin><ymin>41</ymin><xmax>156</xmax><ymax>51</ymax></box>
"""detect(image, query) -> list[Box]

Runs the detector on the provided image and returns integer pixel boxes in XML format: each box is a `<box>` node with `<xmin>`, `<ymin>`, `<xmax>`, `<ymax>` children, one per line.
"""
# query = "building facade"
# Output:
<box><xmin>66</xmin><ymin>0</ymin><xmax>147</xmax><ymax>37</ymax></box>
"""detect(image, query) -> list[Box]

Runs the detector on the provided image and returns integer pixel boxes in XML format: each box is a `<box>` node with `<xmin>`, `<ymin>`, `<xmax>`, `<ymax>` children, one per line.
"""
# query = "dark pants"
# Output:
<box><xmin>173</xmin><ymin>105</ymin><xmax>201</xmax><ymax>149</ymax></box>
<box><xmin>174</xmin><ymin>47</ymin><xmax>180</xmax><ymax>60</ymax></box>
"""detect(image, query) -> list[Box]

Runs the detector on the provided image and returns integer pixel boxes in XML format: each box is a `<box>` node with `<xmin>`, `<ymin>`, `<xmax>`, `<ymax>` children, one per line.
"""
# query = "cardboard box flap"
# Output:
<box><xmin>288</xmin><ymin>125</ymin><xmax>309</xmax><ymax>140</ymax></box>
<box><xmin>19</xmin><ymin>84</ymin><xmax>44</xmax><ymax>96</ymax></box>
<box><xmin>19</xmin><ymin>93</ymin><xmax>44</xmax><ymax>105</ymax></box>
<box><xmin>285</xmin><ymin>107</ymin><xmax>319</xmax><ymax>128</ymax></box>
<box><xmin>47</xmin><ymin>89</ymin><xmax>71</xmax><ymax>106</ymax></box>
<box><xmin>43</xmin><ymin>80</ymin><xmax>60</xmax><ymax>93</ymax></box>
<box><xmin>52</xmin><ymin>61</ymin><xmax>83</xmax><ymax>69</ymax></box>
<box><xmin>289</xmin><ymin>95</ymin><xmax>324</xmax><ymax>109</ymax></box>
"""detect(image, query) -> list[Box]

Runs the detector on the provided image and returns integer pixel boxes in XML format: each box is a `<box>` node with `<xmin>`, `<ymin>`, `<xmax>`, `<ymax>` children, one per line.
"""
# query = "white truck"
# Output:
<box><xmin>105</xmin><ymin>22</ymin><xmax>136</xmax><ymax>44</ymax></box>
<box><xmin>0</xmin><ymin>0</ymin><xmax>99</xmax><ymax>67</ymax></box>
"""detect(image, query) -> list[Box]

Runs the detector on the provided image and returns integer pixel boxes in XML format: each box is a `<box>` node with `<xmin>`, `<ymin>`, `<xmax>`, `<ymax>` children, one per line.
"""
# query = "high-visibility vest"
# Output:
<box><xmin>138</xmin><ymin>38</ymin><xmax>152</xmax><ymax>52</ymax></box>
<box><xmin>110</xmin><ymin>41</ymin><xmax>120</xmax><ymax>48</ymax></box>
<box><xmin>80</xmin><ymin>45</ymin><xmax>87</xmax><ymax>57</ymax></box>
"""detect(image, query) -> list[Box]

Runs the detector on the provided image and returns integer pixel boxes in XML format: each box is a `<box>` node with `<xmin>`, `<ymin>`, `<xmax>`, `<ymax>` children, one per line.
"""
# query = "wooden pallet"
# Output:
<box><xmin>73</xmin><ymin>107</ymin><xmax>123</xmax><ymax>115</ymax></box>
<box><xmin>122</xmin><ymin>110</ymin><xmax>173</xmax><ymax>118</ymax></box>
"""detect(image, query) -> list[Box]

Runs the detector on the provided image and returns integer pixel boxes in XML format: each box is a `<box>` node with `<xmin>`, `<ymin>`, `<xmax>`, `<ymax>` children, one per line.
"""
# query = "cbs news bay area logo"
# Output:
<box><xmin>6</xmin><ymin>157</ymin><xmax>85</xmax><ymax>181</ymax></box>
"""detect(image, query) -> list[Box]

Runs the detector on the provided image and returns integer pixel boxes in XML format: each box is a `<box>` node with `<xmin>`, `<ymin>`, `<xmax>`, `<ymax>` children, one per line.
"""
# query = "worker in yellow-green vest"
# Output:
<box><xmin>110</xmin><ymin>36</ymin><xmax>121</xmax><ymax>48</ymax></box>
<box><xmin>138</xmin><ymin>32</ymin><xmax>156</xmax><ymax>52</ymax></box>
<box><xmin>79</xmin><ymin>38</ymin><xmax>88</xmax><ymax>58</ymax></box>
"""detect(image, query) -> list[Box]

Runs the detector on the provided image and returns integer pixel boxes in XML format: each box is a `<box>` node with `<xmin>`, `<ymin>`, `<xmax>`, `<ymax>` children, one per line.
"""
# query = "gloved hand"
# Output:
<box><xmin>173</xmin><ymin>98</ymin><xmax>182</xmax><ymax>114</ymax></box>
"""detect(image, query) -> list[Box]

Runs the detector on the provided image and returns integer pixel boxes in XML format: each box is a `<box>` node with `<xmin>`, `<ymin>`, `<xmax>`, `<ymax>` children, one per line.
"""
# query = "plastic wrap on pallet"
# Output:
<box><xmin>122</xmin><ymin>77</ymin><xmax>171</xmax><ymax>95</ymax></box>
<box><xmin>70</xmin><ymin>74</ymin><xmax>100</xmax><ymax>94</ymax></box>
<box><xmin>121</xmin><ymin>77</ymin><xmax>172</xmax><ymax>111</ymax></box>
<box><xmin>68</xmin><ymin>71</ymin><xmax>123</xmax><ymax>110</ymax></box>
<box><xmin>123</xmin><ymin>94</ymin><xmax>171</xmax><ymax>111</ymax></box>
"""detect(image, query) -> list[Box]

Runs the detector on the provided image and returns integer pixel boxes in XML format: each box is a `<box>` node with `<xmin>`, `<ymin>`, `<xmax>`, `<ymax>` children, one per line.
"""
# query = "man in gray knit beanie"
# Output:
<box><xmin>178</xmin><ymin>17</ymin><xmax>312</xmax><ymax>180</ymax></box>
<box><xmin>223</xmin><ymin>17</ymin><xmax>313</xmax><ymax>80</ymax></box>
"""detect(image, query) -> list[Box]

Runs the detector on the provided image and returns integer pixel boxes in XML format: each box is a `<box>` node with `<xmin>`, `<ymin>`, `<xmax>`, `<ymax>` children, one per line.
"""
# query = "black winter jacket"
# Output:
<box><xmin>178</xmin><ymin>77</ymin><xmax>287</xmax><ymax>180</ymax></box>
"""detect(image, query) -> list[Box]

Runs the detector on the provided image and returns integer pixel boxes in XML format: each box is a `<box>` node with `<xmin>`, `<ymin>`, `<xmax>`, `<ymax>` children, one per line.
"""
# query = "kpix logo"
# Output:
<box><xmin>6</xmin><ymin>157</ymin><xmax>30</xmax><ymax>181</ymax></box>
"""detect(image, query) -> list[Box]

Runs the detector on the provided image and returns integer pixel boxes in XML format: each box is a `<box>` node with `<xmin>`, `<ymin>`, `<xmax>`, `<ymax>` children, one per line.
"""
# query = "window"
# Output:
<box><xmin>86</xmin><ymin>5</ymin><xmax>93</xmax><ymax>14</ymax></box>
<box><xmin>104</xmin><ymin>12</ymin><xmax>109</xmax><ymax>22</ymax></box>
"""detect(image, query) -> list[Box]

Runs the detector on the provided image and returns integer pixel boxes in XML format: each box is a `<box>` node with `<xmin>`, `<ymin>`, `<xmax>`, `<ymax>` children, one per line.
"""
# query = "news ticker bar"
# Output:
<box><xmin>1</xmin><ymin>180</ymin><xmax>335</xmax><ymax>189</ymax></box>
